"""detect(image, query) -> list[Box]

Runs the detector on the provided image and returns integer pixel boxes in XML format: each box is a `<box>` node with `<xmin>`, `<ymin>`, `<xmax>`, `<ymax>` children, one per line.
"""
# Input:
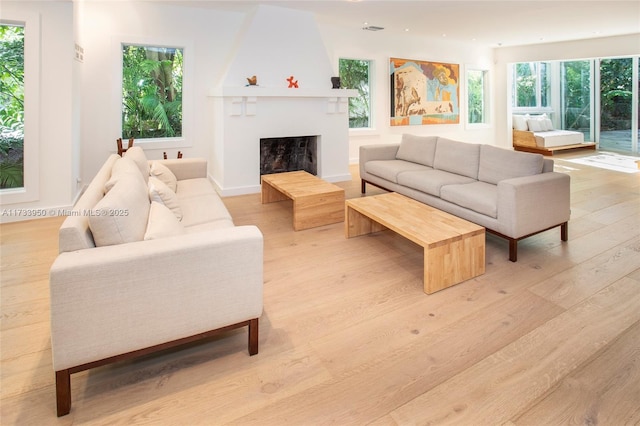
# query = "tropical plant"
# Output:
<box><xmin>0</xmin><ymin>24</ymin><xmax>25</xmax><ymax>189</ymax></box>
<box><xmin>122</xmin><ymin>45</ymin><xmax>183</xmax><ymax>139</ymax></box>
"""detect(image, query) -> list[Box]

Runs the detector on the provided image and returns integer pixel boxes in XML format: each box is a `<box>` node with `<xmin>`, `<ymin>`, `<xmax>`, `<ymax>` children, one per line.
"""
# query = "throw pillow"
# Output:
<box><xmin>89</xmin><ymin>172</ymin><xmax>150</xmax><ymax>247</ymax></box>
<box><xmin>104</xmin><ymin>157</ymin><xmax>142</xmax><ymax>193</ymax></box>
<box><xmin>150</xmin><ymin>161</ymin><xmax>178</xmax><ymax>192</ymax></box>
<box><xmin>124</xmin><ymin>146</ymin><xmax>150</xmax><ymax>184</ymax></box>
<box><xmin>543</xmin><ymin>118</ymin><xmax>554</xmax><ymax>131</ymax></box>
<box><xmin>144</xmin><ymin>201</ymin><xmax>186</xmax><ymax>240</ymax></box>
<box><xmin>148</xmin><ymin>176</ymin><xmax>183</xmax><ymax>221</ymax></box>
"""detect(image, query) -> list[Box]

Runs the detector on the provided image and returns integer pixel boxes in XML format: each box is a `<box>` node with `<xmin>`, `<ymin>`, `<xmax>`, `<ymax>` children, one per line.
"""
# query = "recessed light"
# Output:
<box><xmin>442</xmin><ymin>33</ymin><xmax>447</xmax><ymax>37</ymax></box>
<box><xmin>404</xmin><ymin>28</ymin><xmax>410</xmax><ymax>32</ymax></box>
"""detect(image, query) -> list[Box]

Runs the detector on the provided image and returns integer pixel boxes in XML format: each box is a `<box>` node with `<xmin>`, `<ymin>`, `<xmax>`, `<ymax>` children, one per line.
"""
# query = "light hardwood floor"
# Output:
<box><xmin>2</xmin><ymin>152</ymin><xmax>639</xmax><ymax>425</ymax></box>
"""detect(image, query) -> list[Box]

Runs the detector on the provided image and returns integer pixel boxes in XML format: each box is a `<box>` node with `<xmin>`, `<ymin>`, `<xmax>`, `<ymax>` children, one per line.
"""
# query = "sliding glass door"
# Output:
<box><xmin>561</xmin><ymin>60</ymin><xmax>592</xmax><ymax>142</ymax></box>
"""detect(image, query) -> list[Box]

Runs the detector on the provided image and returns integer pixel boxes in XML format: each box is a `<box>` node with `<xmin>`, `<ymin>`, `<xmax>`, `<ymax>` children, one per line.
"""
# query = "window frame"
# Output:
<box><xmin>117</xmin><ymin>36</ymin><xmax>192</xmax><ymax>150</ymax></box>
<box><xmin>512</xmin><ymin>61</ymin><xmax>553</xmax><ymax>114</ymax></box>
<box><xmin>338</xmin><ymin>57</ymin><xmax>374</xmax><ymax>131</ymax></box>
<box><xmin>465</xmin><ymin>66</ymin><xmax>490</xmax><ymax>128</ymax></box>
<box><xmin>0</xmin><ymin>13</ymin><xmax>40</xmax><ymax>204</ymax></box>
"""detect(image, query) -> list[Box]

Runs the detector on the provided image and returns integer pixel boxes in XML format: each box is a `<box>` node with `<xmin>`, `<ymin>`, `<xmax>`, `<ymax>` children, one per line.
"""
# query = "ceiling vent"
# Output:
<box><xmin>362</xmin><ymin>25</ymin><xmax>384</xmax><ymax>31</ymax></box>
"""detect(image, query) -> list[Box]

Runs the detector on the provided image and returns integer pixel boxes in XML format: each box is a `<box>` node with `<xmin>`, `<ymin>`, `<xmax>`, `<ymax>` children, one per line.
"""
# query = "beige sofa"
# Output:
<box><xmin>49</xmin><ymin>147</ymin><xmax>263</xmax><ymax>416</ymax></box>
<box><xmin>360</xmin><ymin>135</ymin><xmax>571</xmax><ymax>262</ymax></box>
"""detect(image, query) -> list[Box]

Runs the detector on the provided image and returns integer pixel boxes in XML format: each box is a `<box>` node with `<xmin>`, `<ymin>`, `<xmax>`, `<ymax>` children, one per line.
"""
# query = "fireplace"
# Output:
<box><xmin>260</xmin><ymin>136</ymin><xmax>317</xmax><ymax>176</ymax></box>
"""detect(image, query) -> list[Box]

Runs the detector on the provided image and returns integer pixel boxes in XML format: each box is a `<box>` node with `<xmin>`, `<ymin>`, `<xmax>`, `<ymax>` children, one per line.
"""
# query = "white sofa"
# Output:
<box><xmin>49</xmin><ymin>147</ymin><xmax>263</xmax><ymax>416</ymax></box>
<box><xmin>360</xmin><ymin>135</ymin><xmax>571</xmax><ymax>262</ymax></box>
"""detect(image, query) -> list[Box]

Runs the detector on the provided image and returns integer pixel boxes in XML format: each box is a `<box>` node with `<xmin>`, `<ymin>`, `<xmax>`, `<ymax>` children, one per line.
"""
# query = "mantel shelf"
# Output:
<box><xmin>209</xmin><ymin>87</ymin><xmax>358</xmax><ymax>98</ymax></box>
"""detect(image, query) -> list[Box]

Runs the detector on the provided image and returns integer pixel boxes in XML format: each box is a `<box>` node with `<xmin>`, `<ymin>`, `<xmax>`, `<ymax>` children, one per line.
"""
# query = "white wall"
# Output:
<box><xmin>319</xmin><ymin>24</ymin><xmax>498</xmax><ymax>160</ymax></box>
<box><xmin>0</xmin><ymin>1</ymin><xmax>76</xmax><ymax>223</ymax></box>
<box><xmin>77</xmin><ymin>1</ymin><xmax>245</xmax><ymax>182</ymax></box>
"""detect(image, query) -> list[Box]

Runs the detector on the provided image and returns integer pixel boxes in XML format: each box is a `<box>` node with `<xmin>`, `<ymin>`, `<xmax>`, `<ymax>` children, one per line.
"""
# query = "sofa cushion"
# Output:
<box><xmin>150</xmin><ymin>161</ymin><xmax>177</xmax><ymax>192</ymax></box>
<box><xmin>395</xmin><ymin>134</ymin><xmax>438</xmax><ymax>167</ymax></box>
<box><xmin>176</xmin><ymin>178</ymin><xmax>219</xmax><ymax>198</ymax></box>
<box><xmin>397</xmin><ymin>170</ymin><xmax>476</xmax><ymax>197</ymax></box>
<box><xmin>148</xmin><ymin>177</ymin><xmax>183</xmax><ymax>221</ymax></box>
<box><xmin>124</xmin><ymin>146</ymin><xmax>150</xmax><ymax>184</ymax></box>
<box><xmin>144</xmin><ymin>201</ymin><xmax>186</xmax><ymax>240</ymax></box>
<box><xmin>104</xmin><ymin>157</ymin><xmax>141</xmax><ymax>193</ymax></box>
<box><xmin>179</xmin><ymin>193</ymin><xmax>233</xmax><ymax>227</ymax></box>
<box><xmin>433</xmin><ymin>138</ymin><xmax>481</xmax><ymax>179</ymax></box>
<box><xmin>440</xmin><ymin>181</ymin><xmax>498</xmax><ymax>218</ymax></box>
<box><xmin>478</xmin><ymin>145</ymin><xmax>544</xmax><ymax>185</ymax></box>
<box><xmin>88</xmin><ymin>172</ymin><xmax>150</xmax><ymax>246</ymax></box>
<box><xmin>365</xmin><ymin>160</ymin><xmax>431</xmax><ymax>183</ymax></box>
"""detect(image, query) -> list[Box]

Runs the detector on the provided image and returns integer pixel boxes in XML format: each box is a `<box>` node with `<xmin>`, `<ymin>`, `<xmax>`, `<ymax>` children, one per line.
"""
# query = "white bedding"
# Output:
<box><xmin>534</xmin><ymin>130</ymin><xmax>584</xmax><ymax>148</ymax></box>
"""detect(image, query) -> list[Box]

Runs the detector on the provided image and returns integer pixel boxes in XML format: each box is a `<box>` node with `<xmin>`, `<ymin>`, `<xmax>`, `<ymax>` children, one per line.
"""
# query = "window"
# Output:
<box><xmin>122</xmin><ymin>44</ymin><xmax>183</xmax><ymax>140</ymax></box>
<box><xmin>339</xmin><ymin>58</ymin><xmax>372</xmax><ymax>129</ymax></box>
<box><xmin>466</xmin><ymin>69</ymin><xmax>489</xmax><ymax>125</ymax></box>
<box><xmin>561</xmin><ymin>60</ymin><xmax>592</xmax><ymax>140</ymax></box>
<box><xmin>0</xmin><ymin>24</ymin><xmax>24</xmax><ymax>189</ymax></box>
<box><xmin>513</xmin><ymin>62</ymin><xmax>550</xmax><ymax>109</ymax></box>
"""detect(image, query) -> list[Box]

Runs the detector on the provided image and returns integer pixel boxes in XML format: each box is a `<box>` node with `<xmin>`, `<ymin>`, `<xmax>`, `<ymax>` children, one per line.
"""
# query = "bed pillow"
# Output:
<box><xmin>512</xmin><ymin>115</ymin><xmax>529</xmax><ymax>131</ymax></box>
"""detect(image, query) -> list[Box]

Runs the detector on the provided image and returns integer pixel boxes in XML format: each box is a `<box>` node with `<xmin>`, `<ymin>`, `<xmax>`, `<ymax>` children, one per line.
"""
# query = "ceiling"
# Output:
<box><xmin>161</xmin><ymin>0</ymin><xmax>640</xmax><ymax>47</ymax></box>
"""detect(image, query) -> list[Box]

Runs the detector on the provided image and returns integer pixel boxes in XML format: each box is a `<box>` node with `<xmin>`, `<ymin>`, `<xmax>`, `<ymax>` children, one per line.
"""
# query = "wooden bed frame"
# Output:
<box><xmin>512</xmin><ymin>129</ymin><xmax>596</xmax><ymax>156</ymax></box>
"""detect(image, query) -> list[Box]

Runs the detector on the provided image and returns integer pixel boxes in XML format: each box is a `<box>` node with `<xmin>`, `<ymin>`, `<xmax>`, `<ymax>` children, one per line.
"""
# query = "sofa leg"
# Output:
<box><xmin>561</xmin><ymin>222</ymin><xmax>568</xmax><ymax>241</ymax></box>
<box><xmin>361</xmin><ymin>180</ymin><xmax>366</xmax><ymax>194</ymax></box>
<box><xmin>248</xmin><ymin>318</ymin><xmax>259</xmax><ymax>356</ymax></box>
<box><xmin>509</xmin><ymin>239</ymin><xmax>518</xmax><ymax>262</ymax></box>
<box><xmin>56</xmin><ymin>369</ymin><xmax>71</xmax><ymax>417</ymax></box>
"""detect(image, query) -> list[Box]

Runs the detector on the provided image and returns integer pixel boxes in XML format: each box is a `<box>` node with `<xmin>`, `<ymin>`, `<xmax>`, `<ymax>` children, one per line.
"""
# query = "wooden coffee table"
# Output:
<box><xmin>261</xmin><ymin>171</ymin><xmax>345</xmax><ymax>231</ymax></box>
<box><xmin>345</xmin><ymin>192</ymin><xmax>485</xmax><ymax>294</ymax></box>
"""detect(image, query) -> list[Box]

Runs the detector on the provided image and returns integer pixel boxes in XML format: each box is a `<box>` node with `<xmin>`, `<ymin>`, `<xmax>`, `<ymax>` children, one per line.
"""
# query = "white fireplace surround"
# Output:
<box><xmin>208</xmin><ymin>87</ymin><xmax>356</xmax><ymax>196</ymax></box>
<box><xmin>206</xmin><ymin>5</ymin><xmax>358</xmax><ymax>196</ymax></box>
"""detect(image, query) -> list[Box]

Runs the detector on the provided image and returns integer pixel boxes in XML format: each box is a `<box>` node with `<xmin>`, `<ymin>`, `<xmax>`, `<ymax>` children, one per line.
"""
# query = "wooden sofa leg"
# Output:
<box><xmin>56</xmin><ymin>369</ymin><xmax>71</xmax><ymax>417</ymax></box>
<box><xmin>248</xmin><ymin>318</ymin><xmax>259</xmax><ymax>356</ymax></box>
<box><xmin>361</xmin><ymin>180</ymin><xmax>366</xmax><ymax>194</ymax></box>
<box><xmin>509</xmin><ymin>239</ymin><xmax>518</xmax><ymax>262</ymax></box>
<box><xmin>561</xmin><ymin>222</ymin><xmax>568</xmax><ymax>241</ymax></box>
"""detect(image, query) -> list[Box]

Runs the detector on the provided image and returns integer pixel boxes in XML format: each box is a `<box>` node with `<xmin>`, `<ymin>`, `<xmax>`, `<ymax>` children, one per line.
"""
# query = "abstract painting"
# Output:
<box><xmin>390</xmin><ymin>58</ymin><xmax>460</xmax><ymax>126</ymax></box>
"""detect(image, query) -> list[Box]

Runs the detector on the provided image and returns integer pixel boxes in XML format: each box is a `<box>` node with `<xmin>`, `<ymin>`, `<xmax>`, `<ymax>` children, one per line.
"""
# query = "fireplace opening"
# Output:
<box><xmin>260</xmin><ymin>136</ymin><xmax>317</xmax><ymax>176</ymax></box>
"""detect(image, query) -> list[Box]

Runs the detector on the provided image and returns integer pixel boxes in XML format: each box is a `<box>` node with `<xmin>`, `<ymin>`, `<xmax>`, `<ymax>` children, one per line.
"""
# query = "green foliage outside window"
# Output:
<box><xmin>122</xmin><ymin>44</ymin><xmax>183</xmax><ymax>139</ymax></box>
<box><xmin>467</xmin><ymin>70</ymin><xmax>486</xmax><ymax>124</ymax></box>
<box><xmin>0</xmin><ymin>24</ymin><xmax>24</xmax><ymax>189</ymax></box>
<box><xmin>339</xmin><ymin>59</ymin><xmax>371</xmax><ymax>128</ymax></box>
<box><xmin>562</xmin><ymin>61</ymin><xmax>591</xmax><ymax>131</ymax></box>
<box><xmin>600</xmin><ymin>57</ymin><xmax>632</xmax><ymax>130</ymax></box>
